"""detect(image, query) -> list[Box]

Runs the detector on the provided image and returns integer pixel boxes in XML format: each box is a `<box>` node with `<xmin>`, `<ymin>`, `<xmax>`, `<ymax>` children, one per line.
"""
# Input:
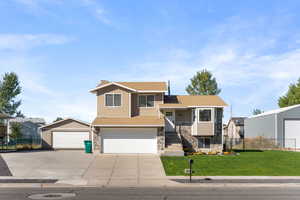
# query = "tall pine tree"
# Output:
<box><xmin>0</xmin><ymin>72</ymin><xmax>22</xmax><ymax>116</ymax></box>
<box><xmin>186</xmin><ymin>69</ymin><xmax>221</xmax><ymax>95</ymax></box>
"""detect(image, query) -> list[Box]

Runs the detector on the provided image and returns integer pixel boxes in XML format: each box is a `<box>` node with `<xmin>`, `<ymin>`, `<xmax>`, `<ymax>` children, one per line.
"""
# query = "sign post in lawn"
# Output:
<box><xmin>184</xmin><ymin>159</ymin><xmax>194</xmax><ymax>183</ymax></box>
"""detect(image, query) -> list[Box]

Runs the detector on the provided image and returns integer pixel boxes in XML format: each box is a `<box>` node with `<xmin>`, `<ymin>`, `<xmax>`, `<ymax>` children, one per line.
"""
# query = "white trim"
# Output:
<box><xmin>160</xmin><ymin>106</ymin><xmax>187</xmax><ymax>109</ymax></box>
<box><xmin>138</xmin><ymin>94</ymin><xmax>155</xmax><ymax>108</ymax></box>
<box><xmin>248</xmin><ymin>104</ymin><xmax>300</xmax><ymax>119</ymax></box>
<box><xmin>104</xmin><ymin>93</ymin><xmax>122</xmax><ymax>107</ymax></box>
<box><xmin>129</xmin><ymin>93</ymin><xmax>131</xmax><ymax>117</ymax></box>
<box><xmin>90</xmin><ymin>82</ymin><xmax>137</xmax><ymax>93</ymax></box>
<box><xmin>93</xmin><ymin>124</ymin><xmax>164</xmax><ymax>127</ymax></box>
<box><xmin>137</xmin><ymin>90</ymin><xmax>167</xmax><ymax>93</ymax></box>
<box><xmin>40</xmin><ymin>118</ymin><xmax>90</xmax><ymax>129</ymax></box>
<box><xmin>187</xmin><ymin>106</ymin><xmax>226</xmax><ymax>108</ymax></box>
<box><xmin>275</xmin><ymin>113</ymin><xmax>278</xmax><ymax>139</ymax></box>
<box><xmin>47</xmin><ymin>128</ymin><xmax>90</xmax><ymax>131</ymax></box>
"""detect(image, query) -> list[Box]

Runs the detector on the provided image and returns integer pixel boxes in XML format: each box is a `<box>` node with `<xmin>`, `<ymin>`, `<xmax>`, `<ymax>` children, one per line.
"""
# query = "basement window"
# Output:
<box><xmin>198</xmin><ymin>138</ymin><xmax>211</xmax><ymax>148</ymax></box>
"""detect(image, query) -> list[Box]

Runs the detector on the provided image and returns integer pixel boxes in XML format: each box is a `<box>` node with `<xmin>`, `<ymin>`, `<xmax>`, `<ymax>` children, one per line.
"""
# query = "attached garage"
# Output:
<box><xmin>101</xmin><ymin>128</ymin><xmax>157</xmax><ymax>154</ymax></box>
<box><xmin>41</xmin><ymin>118</ymin><xmax>91</xmax><ymax>150</ymax></box>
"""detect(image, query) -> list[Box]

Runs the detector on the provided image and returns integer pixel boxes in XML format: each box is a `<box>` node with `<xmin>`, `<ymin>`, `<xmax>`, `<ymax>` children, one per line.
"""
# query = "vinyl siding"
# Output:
<box><xmin>97</xmin><ymin>85</ymin><xmax>131</xmax><ymax>118</ymax></box>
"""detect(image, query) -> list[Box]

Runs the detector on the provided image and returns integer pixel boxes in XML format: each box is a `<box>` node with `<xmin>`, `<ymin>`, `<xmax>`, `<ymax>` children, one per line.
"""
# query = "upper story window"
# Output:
<box><xmin>199</xmin><ymin>109</ymin><xmax>212</xmax><ymax>122</ymax></box>
<box><xmin>139</xmin><ymin>95</ymin><xmax>154</xmax><ymax>107</ymax></box>
<box><xmin>105</xmin><ymin>94</ymin><xmax>121</xmax><ymax>107</ymax></box>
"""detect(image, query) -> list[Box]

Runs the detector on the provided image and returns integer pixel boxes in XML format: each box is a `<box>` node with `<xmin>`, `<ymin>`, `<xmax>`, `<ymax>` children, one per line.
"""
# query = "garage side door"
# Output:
<box><xmin>53</xmin><ymin>132</ymin><xmax>89</xmax><ymax>149</ymax></box>
<box><xmin>102</xmin><ymin>128</ymin><xmax>157</xmax><ymax>154</ymax></box>
<box><xmin>284</xmin><ymin>120</ymin><xmax>300</xmax><ymax>149</ymax></box>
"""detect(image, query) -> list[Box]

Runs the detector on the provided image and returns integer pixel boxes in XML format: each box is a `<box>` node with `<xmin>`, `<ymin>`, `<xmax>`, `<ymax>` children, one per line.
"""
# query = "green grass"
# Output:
<box><xmin>161</xmin><ymin>151</ymin><xmax>300</xmax><ymax>176</ymax></box>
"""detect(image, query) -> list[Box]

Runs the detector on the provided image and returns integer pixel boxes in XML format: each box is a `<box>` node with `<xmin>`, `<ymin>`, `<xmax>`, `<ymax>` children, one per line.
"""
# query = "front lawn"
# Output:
<box><xmin>161</xmin><ymin>151</ymin><xmax>300</xmax><ymax>176</ymax></box>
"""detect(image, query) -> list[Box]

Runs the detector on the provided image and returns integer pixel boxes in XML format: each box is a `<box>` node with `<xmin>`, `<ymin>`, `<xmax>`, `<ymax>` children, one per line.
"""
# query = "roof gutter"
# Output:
<box><xmin>92</xmin><ymin>124</ymin><xmax>165</xmax><ymax>127</ymax></box>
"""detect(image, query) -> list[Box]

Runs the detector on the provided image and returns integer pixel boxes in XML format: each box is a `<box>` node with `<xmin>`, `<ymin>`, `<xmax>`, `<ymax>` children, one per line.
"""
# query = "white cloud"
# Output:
<box><xmin>95</xmin><ymin>8</ymin><xmax>112</xmax><ymax>25</ymax></box>
<box><xmin>0</xmin><ymin>34</ymin><xmax>73</xmax><ymax>51</ymax></box>
<box><xmin>80</xmin><ymin>0</ymin><xmax>113</xmax><ymax>26</ymax></box>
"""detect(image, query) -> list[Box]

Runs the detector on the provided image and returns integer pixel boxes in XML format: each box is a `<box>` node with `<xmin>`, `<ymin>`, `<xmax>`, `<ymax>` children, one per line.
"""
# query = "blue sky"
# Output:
<box><xmin>1</xmin><ymin>0</ymin><xmax>300</xmax><ymax>123</ymax></box>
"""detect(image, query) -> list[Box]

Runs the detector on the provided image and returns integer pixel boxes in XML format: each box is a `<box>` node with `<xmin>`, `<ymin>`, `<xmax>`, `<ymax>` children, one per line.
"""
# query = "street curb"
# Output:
<box><xmin>0</xmin><ymin>182</ymin><xmax>299</xmax><ymax>188</ymax></box>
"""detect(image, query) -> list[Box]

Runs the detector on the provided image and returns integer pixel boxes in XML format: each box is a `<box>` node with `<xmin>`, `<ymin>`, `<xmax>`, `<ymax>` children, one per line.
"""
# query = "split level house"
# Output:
<box><xmin>90</xmin><ymin>80</ymin><xmax>227</xmax><ymax>155</ymax></box>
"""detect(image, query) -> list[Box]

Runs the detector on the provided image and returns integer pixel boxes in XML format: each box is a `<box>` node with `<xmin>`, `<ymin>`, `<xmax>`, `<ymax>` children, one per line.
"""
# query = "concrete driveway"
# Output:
<box><xmin>0</xmin><ymin>151</ymin><xmax>166</xmax><ymax>186</ymax></box>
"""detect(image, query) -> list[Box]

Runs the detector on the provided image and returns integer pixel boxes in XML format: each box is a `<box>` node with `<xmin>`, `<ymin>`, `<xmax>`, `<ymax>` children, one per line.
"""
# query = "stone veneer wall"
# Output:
<box><xmin>157</xmin><ymin>127</ymin><xmax>165</xmax><ymax>153</ymax></box>
<box><xmin>93</xmin><ymin>127</ymin><xmax>101</xmax><ymax>153</ymax></box>
<box><xmin>176</xmin><ymin>125</ymin><xmax>223</xmax><ymax>152</ymax></box>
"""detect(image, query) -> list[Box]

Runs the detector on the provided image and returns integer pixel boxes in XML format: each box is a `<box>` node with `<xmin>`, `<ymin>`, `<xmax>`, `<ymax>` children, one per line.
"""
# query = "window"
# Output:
<box><xmin>139</xmin><ymin>95</ymin><xmax>154</xmax><ymax>107</ymax></box>
<box><xmin>198</xmin><ymin>138</ymin><xmax>210</xmax><ymax>148</ymax></box>
<box><xmin>105</xmin><ymin>94</ymin><xmax>121</xmax><ymax>107</ymax></box>
<box><xmin>199</xmin><ymin>109</ymin><xmax>211</xmax><ymax>122</ymax></box>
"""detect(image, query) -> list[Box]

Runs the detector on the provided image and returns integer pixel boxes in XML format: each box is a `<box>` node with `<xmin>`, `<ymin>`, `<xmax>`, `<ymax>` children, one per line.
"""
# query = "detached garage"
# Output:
<box><xmin>245</xmin><ymin>104</ymin><xmax>300</xmax><ymax>149</ymax></box>
<box><xmin>41</xmin><ymin>118</ymin><xmax>91</xmax><ymax>150</ymax></box>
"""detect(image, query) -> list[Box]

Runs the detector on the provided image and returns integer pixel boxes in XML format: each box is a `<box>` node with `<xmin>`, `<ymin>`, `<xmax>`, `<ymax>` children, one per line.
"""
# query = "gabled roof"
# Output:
<box><xmin>160</xmin><ymin>95</ymin><xmax>227</xmax><ymax>108</ymax></box>
<box><xmin>40</xmin><ymin>118</ymin><xmax>90</xmax><ymax>129</ymax></box>
<box><xmin>248</xmin><ymin>104</ymin><xmax>300</xmax><ymax>119</ymax></box>
<box><xmin>90</xmin><ymin>81</ymin><xmax>167</xmax><ymax>93</ymax></box>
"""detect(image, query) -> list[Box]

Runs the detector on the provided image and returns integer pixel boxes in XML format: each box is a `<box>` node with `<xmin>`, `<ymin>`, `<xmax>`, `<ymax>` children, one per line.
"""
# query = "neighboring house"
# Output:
<box><xmin>41</xmin><ymin>118</ymin><xmax>91</xmax><ymax>149</ymax></box>
<box><xmin>0</xmin><ymin>113</ymin><xmax>11</xmax><ymax>139</ymax></box>
<box><xmin>245</xmin><ymin>104</ymin><xmax>300</xmax><ymax>149</ymax></box>
<box><xmin>223</xmin><ymin>117</ymin><xmax>246</xmax><ymax>139</ymax></box>
<box><xmin>8</xmin><ymin>117</ymin><xmax>46</xmax><ymax>139</ymax></box>
<box><xmin>89</xmin><ymin>80</ymin><xmax>227</xmax><ymax>155</ymax></box>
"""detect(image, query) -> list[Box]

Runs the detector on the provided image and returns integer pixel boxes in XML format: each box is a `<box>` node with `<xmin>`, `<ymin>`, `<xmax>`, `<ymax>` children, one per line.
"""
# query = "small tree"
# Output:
<box><xmin>278</xmin><ymin>78</ymin><xmax>300</xmax><ymax>108</ymax></box>
<box><xmin>253</xmin><ymin>109</ymin><xmax>263</xmax><ymax>115</ymax></box>
<box><xmin>53</xmin><ymin>117</ymin><xmax>63</xmax><ymax>122</ymax></box>
<box><xmin>186</xmin><ymin>69</ymin><xmax>221</xmax><ymax>95</ymax></box>
<box><xmin>10</xmin><ymin>122</ymin><xmax>22</xmax><ymax>139</ymax></box>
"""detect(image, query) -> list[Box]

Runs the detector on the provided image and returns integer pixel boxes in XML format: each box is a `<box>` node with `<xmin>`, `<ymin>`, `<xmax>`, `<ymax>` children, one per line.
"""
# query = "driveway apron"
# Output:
<box><xmin>83</xmin><ymin>154</ymin><xmax>166</xmax><ymax>186</ymax></box>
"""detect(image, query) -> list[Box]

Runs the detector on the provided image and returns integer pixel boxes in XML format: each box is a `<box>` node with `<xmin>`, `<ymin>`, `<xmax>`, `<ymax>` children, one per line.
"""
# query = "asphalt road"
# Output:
<box><xmin>1</xmin><ymin>187</ymin><xmax>300</xmax><ymax>200</ymax></box>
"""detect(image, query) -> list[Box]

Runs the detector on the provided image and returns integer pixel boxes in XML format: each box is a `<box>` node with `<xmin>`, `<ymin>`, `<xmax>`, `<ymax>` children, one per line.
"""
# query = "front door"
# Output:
<box><xmin>165</xmin><ymin>111</ymin><xmax>175</xmax><ymax>132</ymax></box>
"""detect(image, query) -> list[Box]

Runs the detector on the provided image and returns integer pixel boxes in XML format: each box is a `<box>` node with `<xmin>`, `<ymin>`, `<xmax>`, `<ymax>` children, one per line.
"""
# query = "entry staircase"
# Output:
<box><xmin>162</xmin><ymin>131</ymin><xmax>184</xmax><ymax>156</ymax></box>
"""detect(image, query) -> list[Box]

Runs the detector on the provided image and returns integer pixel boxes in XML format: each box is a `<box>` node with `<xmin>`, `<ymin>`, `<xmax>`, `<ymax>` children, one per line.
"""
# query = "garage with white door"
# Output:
<box><xmin>41</xmin><ymin>118</ymin><xmax>91</xmax><ymax>149</ymax></box>
<box><xmin>284</xmin><ymin>119</ymin><xmax>300</xmax><ymax>149</ymax></box>
<box><xmin>101</xmin><ymin>128</ymin><xmax>157</xmax><ymax>154</ymax></box>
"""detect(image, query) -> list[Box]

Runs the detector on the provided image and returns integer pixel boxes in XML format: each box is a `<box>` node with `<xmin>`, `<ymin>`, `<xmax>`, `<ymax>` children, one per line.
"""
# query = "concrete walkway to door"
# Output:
<box><xmin>83</xmin><ymin>154</ymin><xmax>167</xmax><ymax>187</ymax></box>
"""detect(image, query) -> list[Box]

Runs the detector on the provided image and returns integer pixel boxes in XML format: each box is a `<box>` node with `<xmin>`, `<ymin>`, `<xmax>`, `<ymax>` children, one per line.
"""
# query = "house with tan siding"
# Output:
<box><xmin>90</xmin><ymin>80</ymin><xmax>227</xmax><ymax>155</ymax></box>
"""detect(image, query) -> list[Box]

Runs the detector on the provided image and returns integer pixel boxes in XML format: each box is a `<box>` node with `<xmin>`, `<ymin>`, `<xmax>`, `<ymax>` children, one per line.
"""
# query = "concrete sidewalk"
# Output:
<box><xmin>1</xmin><ymin>176</ymin><xmax>300</xmax><ymax>188</ymax></box>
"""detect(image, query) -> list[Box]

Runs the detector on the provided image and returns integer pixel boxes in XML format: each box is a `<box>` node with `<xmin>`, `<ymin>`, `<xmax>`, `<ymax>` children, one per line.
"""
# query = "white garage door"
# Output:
<box><xmin>102</xmin><ymin>128</ymin><xmax>157</xmax><ymax>154</ymax></box>
<box><xmin>284</xmin><ymin>120</ymin><xmax>300</xmax><ymax>149</ymax></box>
<box><xmin>53</xmin><ymin>131</ymin><xmax>89</xmax><ymax>149</ymax></box>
